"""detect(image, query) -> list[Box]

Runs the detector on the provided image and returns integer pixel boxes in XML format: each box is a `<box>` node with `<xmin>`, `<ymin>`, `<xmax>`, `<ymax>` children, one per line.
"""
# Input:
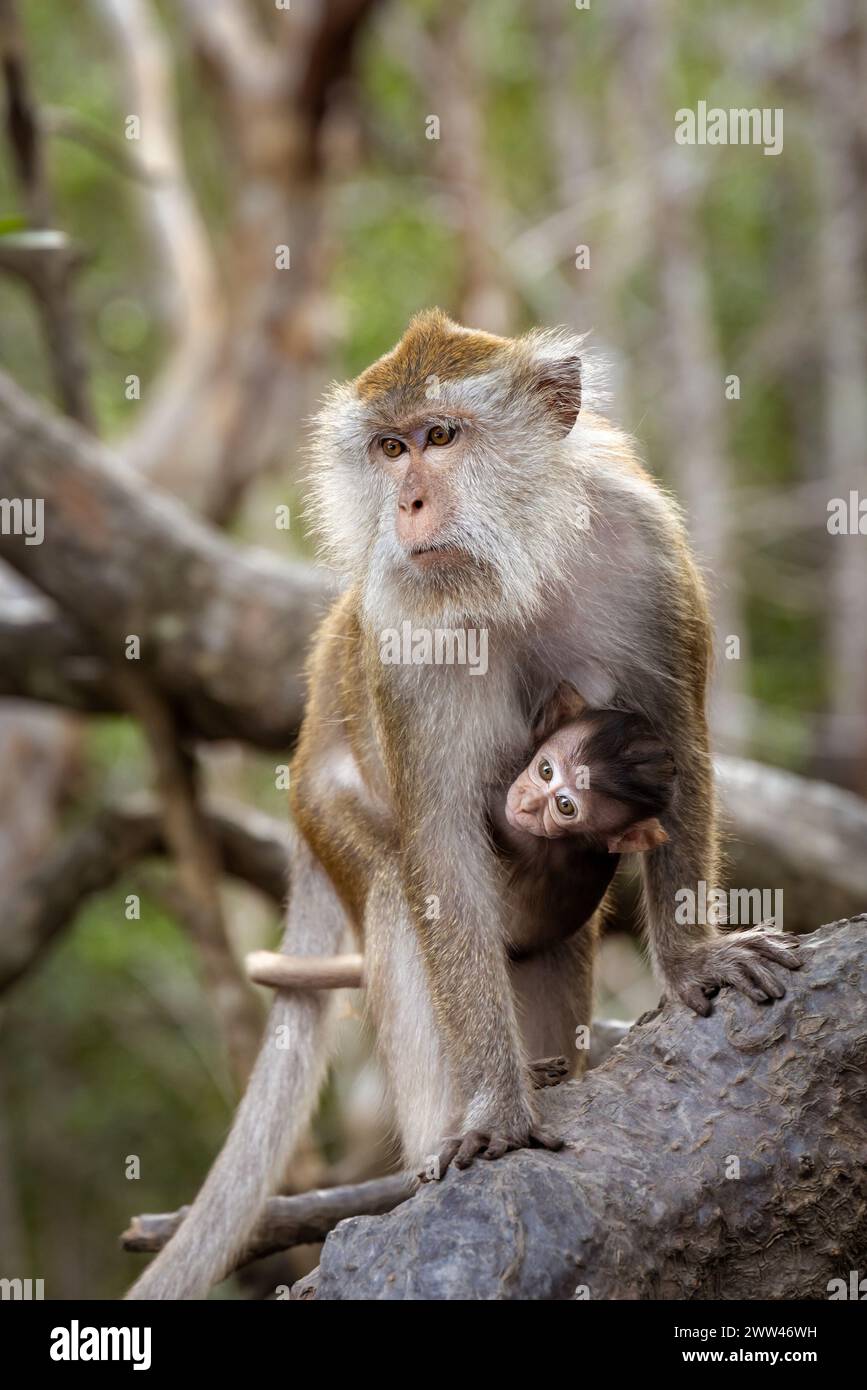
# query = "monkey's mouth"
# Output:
<box><xmin>407</xmin><ymin>542</ymin><xmax>472</xmax><ymax>570</ymax></box>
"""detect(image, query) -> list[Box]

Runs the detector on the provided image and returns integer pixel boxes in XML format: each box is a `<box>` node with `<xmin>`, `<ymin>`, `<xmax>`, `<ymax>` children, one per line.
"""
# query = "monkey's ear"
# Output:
<box><xmin>608</xmin><ymin>819</ymin><xmax>669</xmax><ymax>854</ymax></box>
<box><xmin>534</xmin><ymin>681</ymin><xmax>587</xmax><ymax>739</ymax></box>
<box><xmin>533</xmin><ymin>356</ymin><xmax>582</xmax><ymax>435</ymax></box>
<box><xmin>625</xmin><ymin>738</ymin><xmax>677</xmax><ymax>787</ymax></box>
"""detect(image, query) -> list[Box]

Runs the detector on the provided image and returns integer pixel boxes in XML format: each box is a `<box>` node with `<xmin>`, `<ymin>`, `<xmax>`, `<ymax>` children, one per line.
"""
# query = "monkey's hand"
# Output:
<box><xmin>418</xmin><ymin>1123</ymin><xmax>564</xmax><ymax>1182</ymax></box>
<box><xmin>529</xmin><ymin>1055</ymin><xmax>569</xmax><ymax>1088</ymax></box>
<box><xmin>667</xmin><ymin>926</ymin><xmax>802</xmax><ymax>1016</ymax></box>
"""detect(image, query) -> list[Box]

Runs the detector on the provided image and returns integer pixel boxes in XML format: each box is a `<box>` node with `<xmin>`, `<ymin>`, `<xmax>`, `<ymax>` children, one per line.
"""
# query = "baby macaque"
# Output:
<box><xmin>505</xmin><ymin>683</ymin><xmax>676</xmax><ymax>854</ymax></box>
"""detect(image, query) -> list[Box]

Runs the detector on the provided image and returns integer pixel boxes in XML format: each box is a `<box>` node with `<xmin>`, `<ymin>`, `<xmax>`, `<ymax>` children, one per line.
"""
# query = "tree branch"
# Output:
<box><xmin>299</xmin><ymin>917</ymin><xmax>867</xmax><ymax>1300</ymax></box>
<box><xmin>0</xmin><ymin>796</ymin><xmax>289</xmax><ymax>993</ymax></box>
<box><xmin>120</xmin><ymin>1020</ymin><xmax>633</xmax><ymax>1269</ymax></box>
<box><xmin>122</xmin><ymin>1174</ymin><xmax>414</xmax><ymax>1263</ymax></box>
<box><xmin>0</xmin><ymin>370</ymin><xmax>334</xmax><ymax>745</ymax></box>
<box><xmin>0</xmin><ymin>0</ymin><xmax>95</xmax><ymax>427</ymax></box>
<box><xmin>717</xmin><ymin>755</ymin><xmax>867</xmax><ymax>927</ymax></box>
<box><xmin>112</xmin><ymin>671</ymin><xmax>263</xmax><ymax>1085</ymax></box>
<box><xmin>0</xmin><ymin>596</ymin><xmax>117</xmax><ymax>713</ymax></box>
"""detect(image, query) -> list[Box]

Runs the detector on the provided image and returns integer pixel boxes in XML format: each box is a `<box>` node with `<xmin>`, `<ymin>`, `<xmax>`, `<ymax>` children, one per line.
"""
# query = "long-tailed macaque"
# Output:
<box><xmin>127</xmin><ymin>310</ymin><xmax>800</xmax><ymax>1299</ymax></box>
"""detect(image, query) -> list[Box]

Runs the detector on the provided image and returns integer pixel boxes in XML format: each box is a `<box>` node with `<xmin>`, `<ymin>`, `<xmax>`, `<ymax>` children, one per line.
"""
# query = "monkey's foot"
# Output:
<box><xmin>668</xmin><ymin>925</ymin><xmax>802</xmax><ymax>1017</ymax></box>
<box><xmin>529</xmin><ymin>1055</ymin><xmax>569</xmax><ymax>1088</ymax></box>
<box><xmin>418</xmin><ymin>1124</ymin><xmax>564</xmax><ymax>1182</ymax></box>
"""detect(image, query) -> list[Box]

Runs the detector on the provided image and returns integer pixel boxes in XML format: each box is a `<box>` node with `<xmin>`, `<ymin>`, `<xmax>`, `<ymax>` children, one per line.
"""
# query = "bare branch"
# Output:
<box><xmin>178</xmin><ymin>0</ymin><xmax>282</xmax><ymax>104</ymax></box>
<box><xmin>95</xmin><ymin>0</ymin><xmax>220</xmax><ymax>344</ymax></box>
<box><xmin>122</xmin><ymin>1174</ymin><xmax>414</xmax><ymax>1263</ymax></box>
<box><xmin>93</xmin><ymin>0</ymin><xmax>224</xmax><ymax>487</ymax></box>
<box><xmin>43</xmin><ymin>105</ymin><xmax>157</xmax><ymax>182</ymax></box>
<box><xmin>0</xmin><ymin>371</ymin><xmax>334</xmax><ymax>746</ymax></box>
<box><xmin>0</xmin><ymin>597</ymin><xmax>118</xmax><ymax>714</ymax></box>
<box><xmin>120</xmin><ymin>1015</ymin><xmax>634</xmax><ymax>1268</ymax></box>
<box><xmin>0</xmin><ymin>0</ymin><xmax>95</xmax><ymax>426</ymax></box>
<box><xmin>112</xmin><ymin>672</ymin><xmax>263</xmax><ymax>1085</ymax></box>
<box><xmin>0</xmin><ymin>796</ymin><xmax>289</xmax><ymax>993</ymax></box>
<box><xmin>718</xmin><ymin>755</ymin><xmax>867</xmax><ymax>925</ymax></box>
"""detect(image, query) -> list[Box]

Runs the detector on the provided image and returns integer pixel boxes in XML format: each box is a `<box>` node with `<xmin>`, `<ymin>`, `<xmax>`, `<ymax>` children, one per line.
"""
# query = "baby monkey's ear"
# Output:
<box><xmin>533</xmin><ymin>681</ymin><xmax>588</xmax><ymax>740</ymax></box>
<box><xmin>607</xmin><ymin>818</ymin><xmax>669</xmax><ymax>854</ymax></box>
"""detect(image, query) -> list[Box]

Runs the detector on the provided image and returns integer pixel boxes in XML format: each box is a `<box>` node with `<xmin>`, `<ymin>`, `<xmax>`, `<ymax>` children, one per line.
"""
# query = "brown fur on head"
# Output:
<box><xmin>305</xmin><ymin>309</ymin><xmax>593</xmax><ymax>627</ymax></box>
<box><xmin>356</xmin><ymin>308</ymin><xmax>506</xmax><ymax>404</ymax></box>
<box><xmin>506</xmin><ymin>684</ymin><xmax>676</xmax><ymax>850</ymax></box>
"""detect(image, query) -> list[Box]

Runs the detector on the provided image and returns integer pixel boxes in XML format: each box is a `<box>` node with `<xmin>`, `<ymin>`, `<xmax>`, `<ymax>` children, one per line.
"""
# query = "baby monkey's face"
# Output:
<box><xmin>505</xmin><ymin>721</ymin><xmax>670</xmax><ymax>853</ymax></box>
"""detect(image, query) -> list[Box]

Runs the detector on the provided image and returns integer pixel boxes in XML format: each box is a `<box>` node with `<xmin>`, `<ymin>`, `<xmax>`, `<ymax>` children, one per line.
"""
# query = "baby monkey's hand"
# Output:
<box><xmin>528</xmin><ymin>1054</ymin><xmax>570</xmax><ymax>1088</ymax></box>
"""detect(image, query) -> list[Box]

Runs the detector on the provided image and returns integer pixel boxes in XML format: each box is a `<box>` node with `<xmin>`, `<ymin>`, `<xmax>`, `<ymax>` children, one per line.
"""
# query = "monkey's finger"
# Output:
<box><xmin>417</xmin><ymin>1136</ymin><xmax>463</xmax><ymax>1182</ymax></box>
<box><xmin>738</xmin><ymin>957</ymin><xmax>786</xmax><ymax>999</ymax></box>
<box><xmin>482</xmin><ymin>1137</ymin><xmax>509</xmax><ymax>1160</ymax></box>
<box><xmin>454</xmin><ymin>1130</ymin><xmax>489</xmax><ymax>1169</ymax></box>
<box><xmin>748</xmin><ymin>938</ymin><xmax>802</xmax><ymax>970</ymax></box>
<box><xmin>725</xmin><ymin>963</ymin><xmax>774</xmax><ymax>1003</ymax></box>
<box><xmin>747</xmin><ymin>927</ymin><xmax>800</xmax><ymax>947</ymax></box>
<box><xmin>680</xmin><ymin>982</ymin><xmax>714</xmax><ymax>1016</ymax></box>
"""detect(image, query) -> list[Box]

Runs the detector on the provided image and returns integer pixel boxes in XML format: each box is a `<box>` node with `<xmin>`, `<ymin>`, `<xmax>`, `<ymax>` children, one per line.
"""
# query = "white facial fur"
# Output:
<box><xmin>303</xmin><ymin>329</ymin><xmax>609</xmax><ymax>633</ymax></box>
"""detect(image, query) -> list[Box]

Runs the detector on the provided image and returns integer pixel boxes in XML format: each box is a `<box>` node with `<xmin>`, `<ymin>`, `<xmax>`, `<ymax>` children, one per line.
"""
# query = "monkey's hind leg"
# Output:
<box><xmin>363</xmin><ymin>867</ymin><xmax>459</xmax><ymax>1175</ymax></box>
<box><xmin>510</xmin><ymin>918</ymin><xmax>599</xmax><ymax>1081</ymax></box>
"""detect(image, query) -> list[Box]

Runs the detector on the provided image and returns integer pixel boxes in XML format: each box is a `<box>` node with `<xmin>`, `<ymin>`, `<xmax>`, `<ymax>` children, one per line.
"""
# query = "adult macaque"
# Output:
<box><xmin>128</xmin><ymin>310</ymin><xmax>800</xmax><ymax>1299</ymax></box>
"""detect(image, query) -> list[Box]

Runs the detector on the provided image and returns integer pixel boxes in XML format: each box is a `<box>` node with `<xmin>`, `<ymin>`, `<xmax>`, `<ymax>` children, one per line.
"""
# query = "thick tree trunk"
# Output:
<box><xmin>297</xmin><ymin>917</ymin><xmax>867</xmax><ymax>1300</ymax></box>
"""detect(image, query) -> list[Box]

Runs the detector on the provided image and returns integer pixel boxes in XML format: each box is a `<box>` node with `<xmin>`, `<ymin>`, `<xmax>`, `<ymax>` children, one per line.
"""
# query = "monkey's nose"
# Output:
<box><xmin>397</xmin><ymin>480</ymin><xmax>442</xmax><ymax>547</ymax></box>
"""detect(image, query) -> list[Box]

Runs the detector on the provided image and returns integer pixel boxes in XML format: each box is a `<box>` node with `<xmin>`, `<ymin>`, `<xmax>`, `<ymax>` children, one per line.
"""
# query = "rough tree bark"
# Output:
<box><xmin>288</xmin><ymin>917</ymin><xmax>867</xmax><ymax>1301</ymax></box>
<box><xmin>121</xmin><ymin>1021</ymin><xmax>631</xmax><ymax>1269</ymax></box>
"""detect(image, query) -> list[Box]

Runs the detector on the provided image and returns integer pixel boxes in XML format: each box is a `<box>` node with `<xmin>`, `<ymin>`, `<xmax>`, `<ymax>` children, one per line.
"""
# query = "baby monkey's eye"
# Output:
<box><xmin>556</xmin><ymin>794</ymin><xmax>576</xmax><ymax>817</ymax></box>
<box><xmin>538</xmin><ymin>758</ymin><xmax>553</xmax><ymax>782</ymax></box>
<box><xmin>427</xmin><ymin>424</ymin><xmax>455</xmax><ymax>447</ymax></box>
<box><xmin>381</xmin><ymin>438</ymin><xmax>405</xmax><ymax>459</ymax></box>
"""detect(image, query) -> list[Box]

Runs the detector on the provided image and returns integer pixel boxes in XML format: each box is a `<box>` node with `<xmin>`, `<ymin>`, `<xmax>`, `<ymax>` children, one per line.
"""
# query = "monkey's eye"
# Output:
<box><xmin>556</xmin><ymin>794</ymin><xmax>576</xmax><ymax>817</ymax></box>
<box><xmin>381</xmin><ymin>438</ymin><xmax>405</xmax><ymax>459</ymax></box>
<box><xmin>538</xmin><ymin>759</ymin><xmax>553</xmax><ymax>782</ymax></box>
<box><xmin>427</xmin><ymin>424</ymin><xmax>455</xmax><ymax>447</ymax></box>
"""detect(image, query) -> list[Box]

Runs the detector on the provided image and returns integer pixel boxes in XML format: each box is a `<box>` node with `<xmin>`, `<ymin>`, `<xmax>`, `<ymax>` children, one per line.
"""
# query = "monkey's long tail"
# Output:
<box><xmin>125</xmin><ymin>984</ymin><xmax>336</xmax><ymax>1300</ymax></box>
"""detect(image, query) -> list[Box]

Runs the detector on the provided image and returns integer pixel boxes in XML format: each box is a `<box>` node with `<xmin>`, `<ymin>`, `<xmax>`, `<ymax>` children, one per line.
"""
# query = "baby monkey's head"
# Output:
<box><xmin>505</xmin><ymin>683</ymin><xmax>676</xmax><ymax>851</ymax></box>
